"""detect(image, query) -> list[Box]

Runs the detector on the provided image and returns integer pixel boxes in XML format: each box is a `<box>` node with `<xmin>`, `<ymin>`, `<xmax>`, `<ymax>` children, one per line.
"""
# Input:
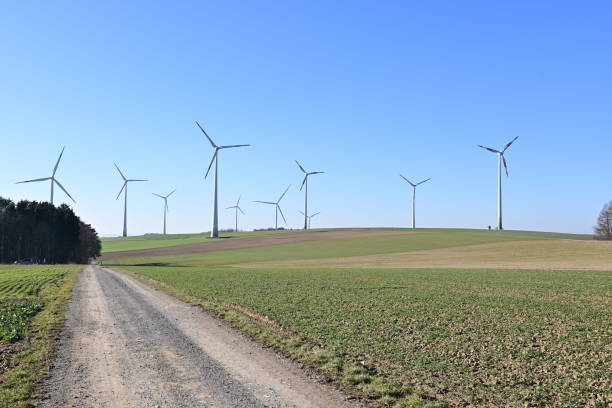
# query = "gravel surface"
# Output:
<box><xmin>36</xmin><ymin>265</ymin><xmax>361</xmax><ymax>408</ymax></box>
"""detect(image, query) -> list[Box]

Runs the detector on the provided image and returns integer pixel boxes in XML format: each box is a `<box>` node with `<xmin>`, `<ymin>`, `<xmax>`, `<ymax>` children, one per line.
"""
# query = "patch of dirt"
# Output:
<box><xmin>99</xmin><ymin>229</ymin><xmax>412</xmax><ymax>261</ymax></box>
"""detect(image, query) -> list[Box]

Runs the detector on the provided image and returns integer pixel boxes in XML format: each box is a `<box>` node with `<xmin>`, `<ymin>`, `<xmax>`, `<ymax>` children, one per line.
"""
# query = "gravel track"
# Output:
<box><xmin>36</xmin><ymin>265</ymin><xmax>361</xmax><ymax>408</ymax></box>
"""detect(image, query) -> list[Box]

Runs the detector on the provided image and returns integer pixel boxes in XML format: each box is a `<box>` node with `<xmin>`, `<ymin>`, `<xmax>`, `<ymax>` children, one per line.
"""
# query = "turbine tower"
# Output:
<box><xmin>225</xmin><ymin>195</ymin><xmax>245</xmax><ymax>232</ymax></box>
<box><xmin>115</xmin><ymin>163</ymin><xmax>147</xmax><ymax>238</ymax></box>
<box><xmin>478</xmin><ymin>136</ymin><xmax>519</xmax><ymax>230</ymax></box>
<box><xmin>255</xmin><ymin>185</ymin><xmax>291</xmax><ymax>229</ymax></box>
<box><xmin>196</xmin><ymin>121</ymin><xmax>249</xmax><ymax>238</ymax></box>
<box><xmin>295</xmin><ymin>160</ymin><xmax>324</xmax><ymax>229</ymax></box>
<box><xmin>152</xmin><ymin>189</ymin><xmax>176</xmax><ymax>235</ymax></box>
<box><xmin>298</xmin><ymin>210</ymin><xmax>320</xmax><ymax>229</ymax></box>
<box><xmin>399</xmin><ymin>175</ymin><xmax>430</xmax><ymax>229</ymax></box>
<box><xmin>16</xmin><ymin>146</ymin><xmax>75</xmax><ymax>205</ymax></box>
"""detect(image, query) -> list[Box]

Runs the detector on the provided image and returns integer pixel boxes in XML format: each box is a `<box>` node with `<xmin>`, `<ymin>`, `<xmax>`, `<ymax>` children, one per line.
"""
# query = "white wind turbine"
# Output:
<box><xmin>115</xmin><ymin>163</ymin><xmax>147</xmax><ymax>238</ymax></box>
<box><xmin>226</xmin><ymin>195</ymin><xmax>245</xmax><ymax>232</ymax></box>
<box><xmin>255</xmin><ymin>185</ymin><xmax>291</xmax><ymax>229</ymax></box>
<box><xmin>478</xmin><ymin>136</ymin><xmax>519</xmax><ymax>231</ymax></box>
<box><xmin>16</xmin><ymin>146</ymin><xmax>75</xmax><ymax>205</ymax></box>
<box><xmin>399</xmin><ymin>175</ymin><xmax>431</xmax><ymax>229</ymax></box>
<box><xmin>298</xmin><ymin>210</ymin><xmax>320</xmax><ymax>229</ymax></box>
<box><xmin>196</xmin><ymin>121</ymin><xmax>249</xmax><ymax>238</ymax></box>
<box><xmin>152</xmin><ymin>189</ymin><xmax>176</xmax><ymax>235</ymax></box>
<box><xmin>295</xmin><ymin>160</ymin><xmax>324</xmax><ymax>229</ymax></box>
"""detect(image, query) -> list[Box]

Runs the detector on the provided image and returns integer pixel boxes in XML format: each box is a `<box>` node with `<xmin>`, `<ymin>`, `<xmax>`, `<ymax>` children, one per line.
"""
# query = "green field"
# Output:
<box><xmin>101</xmin><ymin>229</ymin><xmax>301</xmax><ymax>252</ymax></box>
<box><xmin>100</xmin><ymin>228</ymin><xmax>593</xmax><ymax>254</ymax></box>
<box><xmin>0</xmin><ymin>265</ymin><xmax>81</xmax><ymax>407</ymax></box>
<box><xmin>105</xmin><ymin>229</ymin><xmax>611</xmax><ymax>407</ymax></box>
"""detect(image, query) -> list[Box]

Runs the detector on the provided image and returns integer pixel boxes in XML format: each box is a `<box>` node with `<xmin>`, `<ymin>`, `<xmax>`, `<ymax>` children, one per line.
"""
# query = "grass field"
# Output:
<box><xmin>101</xmin><ymin>229</ymin><xmax>300</xmax><ymax>252</ymax></box>
<box><xmin>105</xmin><ymin>229</ymin><xmax>611</xmax><ymax>407</ymax></box>
<box><xmin>0</xmin><ymin>265</ymin><xmax>81</xmax><ymax>408</ymax></box>
<box><xmin>100</xmin><ymin>228</ymin><xmax>593</xmax><ymax>253</ymax></box>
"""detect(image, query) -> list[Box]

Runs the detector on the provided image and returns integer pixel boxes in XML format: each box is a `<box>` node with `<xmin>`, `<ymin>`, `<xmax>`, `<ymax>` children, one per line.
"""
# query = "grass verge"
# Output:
<box><xmin>0</xmin><ymin>266</ymin><xmax>81</xmax><ymax>408</ymax></box>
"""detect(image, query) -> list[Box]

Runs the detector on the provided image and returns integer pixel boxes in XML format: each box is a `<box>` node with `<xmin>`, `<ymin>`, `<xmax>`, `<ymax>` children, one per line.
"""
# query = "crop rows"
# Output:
<box><xmin>0</xmin><ymin>267</ymin><xmax>69</xmax><ymax>298</ymax></box>
<box><xmin>122</xmin><ymin>265</ymin><xmax>612</xmax><ymax>407</ymax></box>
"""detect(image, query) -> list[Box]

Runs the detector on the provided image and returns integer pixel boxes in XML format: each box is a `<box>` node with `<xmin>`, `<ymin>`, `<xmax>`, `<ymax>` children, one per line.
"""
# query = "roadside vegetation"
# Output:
<box><xmin>105</xmin><ymin>230</ymin><xmax>611</xmax><ymax>407</ymax></box>
<box><xmin>0</xmin><ymin>265</ymin><xmax>81</xmax><ymax>408</ymax></box>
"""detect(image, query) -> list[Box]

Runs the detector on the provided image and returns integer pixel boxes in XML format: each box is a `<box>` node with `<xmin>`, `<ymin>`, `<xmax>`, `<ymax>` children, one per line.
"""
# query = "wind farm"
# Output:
<box><xmin>2</xmin><ymin>3</ymin><xmax>611</xmax><ymax>408</ymax></box>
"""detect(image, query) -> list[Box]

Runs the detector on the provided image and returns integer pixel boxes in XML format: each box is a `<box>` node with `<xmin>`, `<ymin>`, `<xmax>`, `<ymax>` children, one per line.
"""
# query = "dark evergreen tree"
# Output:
<box><xmin>0</xmin><ymin>197</ymin><xmax>101</xmax><ymax>263</ymax></box>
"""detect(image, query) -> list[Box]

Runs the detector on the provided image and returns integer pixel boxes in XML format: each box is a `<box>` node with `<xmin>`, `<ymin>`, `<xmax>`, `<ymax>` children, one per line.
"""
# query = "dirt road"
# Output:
<box><xmin>37</xmin><ymin>266</ymin><xmax>360</xmax><ymax>408</ymax></box>
<box><xmin>100</xmin><ymin>229</ymin><xmax>409</xmax><ymax>261</ymax></box>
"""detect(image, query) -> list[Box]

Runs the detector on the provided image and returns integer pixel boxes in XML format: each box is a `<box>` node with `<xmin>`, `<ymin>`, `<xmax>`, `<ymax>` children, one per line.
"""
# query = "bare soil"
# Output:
<box><xmin>99</xmin><ymin>229</ymin><xmax>409</xmax><ymax>261</ymax></box>
<box><xmin>36</xmin><ymin>265</ymin><xmax>363</xmax><ymax>408</ymax></box>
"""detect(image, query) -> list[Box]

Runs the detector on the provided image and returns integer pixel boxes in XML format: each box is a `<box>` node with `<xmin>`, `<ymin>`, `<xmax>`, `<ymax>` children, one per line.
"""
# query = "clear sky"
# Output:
<box><xmin>1</xmin><ymin>1</ymin><xmax>610</xmax><ymax>235</ymax></box>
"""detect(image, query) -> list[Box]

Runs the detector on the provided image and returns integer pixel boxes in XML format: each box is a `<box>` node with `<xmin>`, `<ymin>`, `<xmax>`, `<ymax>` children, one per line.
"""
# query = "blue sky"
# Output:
<box><xmin>1</xmin><ymin>1</ymin><xmax>610</xmax><ymax>235</ymax></box>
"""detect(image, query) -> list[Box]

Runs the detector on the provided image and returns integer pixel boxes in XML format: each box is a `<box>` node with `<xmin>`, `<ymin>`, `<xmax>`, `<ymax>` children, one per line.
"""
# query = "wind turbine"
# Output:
<box><xmin>152</xmin><ymin>189</ymin><xmax>176</xmax><ymax>235</ymax></box>
<box><xmin>226</xmin><ymin>195</ymin><xmax>245</xmax><ymax>232</ymax></box>
<box><xmin>295</xmin><ymin>160</ymin><xmax>324</xmax><ymax>229</ymax></box>
<box><xmin>478</xmin><ymin>136</ymin><xmax>519</xmax><ymax>230</ymax></box>
<box><xmin>255</xmin><ymin>185</ymin><xmax>291</xmax><ymax>229</ymax></box>
<box><xmin>196</xmin><ymin>121</ymin><xmax>249</xmax><ymax>238</ymax></box>
<box><xmin>399</xmin><ymin>175</ymin><xmax>431</xmax><ymax>229</ymax></box>
<box><xmin>298</xmin><ymin>210</ymin><xmax>320</xmax><ymax>229</ymax></box>
<box><xmin>16</xmin><ymin>146</ymin><xmax>75</xmax><ymax>205</ymax></box>
<box><xmin>115</xmin><ymin>163</ymin><xmax>147</xmax><ymax>238</ymax></box>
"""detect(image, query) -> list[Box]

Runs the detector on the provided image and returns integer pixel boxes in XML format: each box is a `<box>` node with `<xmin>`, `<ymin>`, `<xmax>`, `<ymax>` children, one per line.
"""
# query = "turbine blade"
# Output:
<box><xmin>225</xmin><ymin>206</ymin><xmax>235</xmax><ymax>210</ymax></box>
<box><xmin>399</xmin><ymin>174</ymin><xmax>415</xmax><ymax>187</ymax></box>
<box><xmin>195</xmin><ymin>121</ymin><xmax>217</xmax><ymax>148</ymax></box>
<box><xmin>277</xmin><ymin>204</ymin><xmax>287</xmax><ymax>225</ymax></box>
<box><xmin>309</xmin><ymin>171</ymin><xmax>324</xmax><ymax>175</ymax></box>
<box><xmin>502</xmin><ymin>136</ymin><xmax>519</xmax><ymax>152</ymax></box>
<box><xmin>237</xmin><ymin>195</ymin><xmax>241</xmax><ymax>205</ymax></box>
<box><xmin>254</xmin><ymin>200</ymin><xmax>275</xmax><ymax>205</ymax></box>
<box><xmin>278</xmin><ymin>184</ymin><xmax>291</xmax><ymax>202</ymax></box>
<box><xmin>53</xmin><ymin>179</ymin><xmax>75</xmax><ymax>203</ymax></box>
<box><xmin>298</xmin><ymin>210</ymin><xmax>305</xmax><ymax>215</ymax></box>
<box><xmin>205</xmin><ymin>150</ymin><xmax>218</xmax><ymax>179</ymax></box>
<box><xmin>114</xmin><ymin>163</ymin><xmax>127</xmax><ymax>181</ymax></box>
<box><xmin>502</xmin><ymin>155</ymin><xmax>509</xmax><ymax>177</ymax></box>
<box><xmin>478</xmin><ymin>145</ymin><xmax>500</xmax><ymax>154</ymax></box>
<box><xmin>16</xmin><ymin>177</ymin><xmax>52</xmax><ymax>184</ymax></box>
<box><xmin>417</xmin><ymin>178</ymin><xmax>431</xmax><ymax>185</ymax></box>
<box><xmin>300</xmin><ymin>175</ymin><xmax>307</xmax><ymax>191</ymax></box>
<box><xmin>153</xmin><ymin>193</ymin><xmax>164</xmax><ymax>198</ymax></box>
<box><xmin>295</xmin><ymin>160</ymin><xmax>306</xmax><ymax>173</ymax></box>
<box><xmin>238</xmin><ymin>206</ymin><xmax>245</xmax><ymax>215</ymax></box>
<box><xmin>311</xmin><ymin>212</ymin><xmax>320</xmax><ymax>217</ymax></box>
<box><xmin>128</xmin><ymin>179</ymin><xmax>148</xmax><ymax>182</ymax></box>
<box><xmin>52</xmin><ymin>146</ymin><xmax>66</xmax><ymax>176</ymax></box>
<box><xmin>116</xmin><ymin>182</ymin><xmax>126</xmax><ymax>200</ymax></box>
<box><xmin>220</xmin><ymin>144</ymin><xmax>250</xmax><ymax>149</ymax></box>
<box><xmin>166</xmin><ymin>189</ymin><xmax>177</xmax><ymax>198</ymax></box>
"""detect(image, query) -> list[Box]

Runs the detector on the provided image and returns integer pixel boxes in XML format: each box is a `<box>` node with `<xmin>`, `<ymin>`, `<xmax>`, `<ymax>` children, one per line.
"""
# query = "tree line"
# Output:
<box><xmin>0</xmin><ymin>197</ymin><xmax>101</xmax><ymax>264</ymax></box>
